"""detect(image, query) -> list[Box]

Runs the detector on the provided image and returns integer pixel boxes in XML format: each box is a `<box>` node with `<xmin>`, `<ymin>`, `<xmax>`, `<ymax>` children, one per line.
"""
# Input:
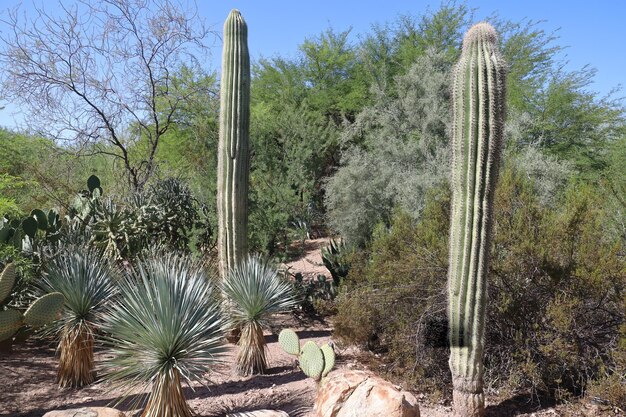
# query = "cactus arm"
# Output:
<box><xmin>448</xmin><ymin>23</ymin><xmax>506</xmax><ymax>417</ymax></box>
<box><xmin>217</xmin><ymin>9</ymin><xmax>250</xmax><ymax>279</ymax></box>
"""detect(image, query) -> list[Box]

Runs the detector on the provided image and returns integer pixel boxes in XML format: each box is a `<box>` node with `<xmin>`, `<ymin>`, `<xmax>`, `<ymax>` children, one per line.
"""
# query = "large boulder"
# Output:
<box><xmin>315</xmin><ymin>370</ymin><xmax>420</xmax><ymax>417</ymax></box>
<box><xmin>43</xmin><ymin>407</ymin><xmax>125</xmax><ymax>417</ymax></box>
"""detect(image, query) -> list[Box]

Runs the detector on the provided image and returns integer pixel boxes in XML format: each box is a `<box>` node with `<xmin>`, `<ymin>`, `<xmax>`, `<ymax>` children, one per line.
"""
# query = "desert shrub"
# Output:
<box><xmin>334</xmin><ymin>165</ymin><xmax>625</xmax><ymax>404</ymax></box>
<box><xmin>0</xmin><ymin>246</ymin><xmax>37</xmax><ymax>310</ymax></box>
<box><xmin>507</xmin><ymin>144</ymin><xmax>574</xmax><ymax>206</ymax></box>
<box><xmin>487</xmin><ymin>170</ymin><xmax>625</xmax><ymax>402</ymax></box>
<box><xmin>333</xmin><ymin>186</ymin><xmax>451</xmax><ymax>389</ymax></box>
<box><xmin>290</xmin><ymin>272</ymin><xmax>339</xmax><ymax>316</ymax></box>
<box><xmin>69</xmin><ymin>176</ymin><xmax>212</xmax><ymax>260</ymax></box>
<box><xmin>325</xmin><ymin>50</ymin><xmax>451</xmax><ymax>246</ymax></box>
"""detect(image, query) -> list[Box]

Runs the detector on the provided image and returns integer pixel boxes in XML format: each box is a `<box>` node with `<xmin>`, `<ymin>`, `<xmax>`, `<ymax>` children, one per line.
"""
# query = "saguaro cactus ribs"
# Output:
<box><xmin>217</xmin><ymin>9</ymin><xmax>251</xmax><ymax>279</ymax></box>
<box><xmin>447</xmin><ymin>22</ymin><xmax>507</xmax><ymax>417</ymax></box>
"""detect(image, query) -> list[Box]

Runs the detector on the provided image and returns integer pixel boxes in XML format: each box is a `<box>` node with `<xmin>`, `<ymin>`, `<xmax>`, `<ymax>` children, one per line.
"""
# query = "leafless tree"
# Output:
<box><xmin>0</xmin><ymin>0</ymin><xmax>214</xmax><ymax>190</ymax></box>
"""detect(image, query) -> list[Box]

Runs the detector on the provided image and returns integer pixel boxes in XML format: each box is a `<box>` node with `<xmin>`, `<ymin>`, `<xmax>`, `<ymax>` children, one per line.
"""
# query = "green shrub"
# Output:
<box><xmin>333</xmin><ymin>165</ymin><xmax>625</xmax><ymax>403</ymax></box>
<box><xmin>333</xmin><ymin>187</ymin><xmax>450</xmax><ymax>390</ymax></box>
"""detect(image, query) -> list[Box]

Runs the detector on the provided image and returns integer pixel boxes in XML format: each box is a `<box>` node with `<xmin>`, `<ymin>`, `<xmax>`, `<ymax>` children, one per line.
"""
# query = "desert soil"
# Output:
<box><xmin>0</xmin><ymin>239</ymin><xmax>622</xmax><ymax>417</ymax></box>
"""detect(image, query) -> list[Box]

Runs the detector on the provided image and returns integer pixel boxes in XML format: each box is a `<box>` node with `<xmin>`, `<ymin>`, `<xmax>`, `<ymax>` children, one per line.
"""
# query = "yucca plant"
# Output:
<box><xmin>102</xmin><ymin>253</ymin><xmax>226</xmax><ymax>417</ymax></box>
<box><xmin>222</xmin><ymin>255</ymin><xmax>297</xmax><ymax>375</ymax></box>
<box><xmin>41</xmin><ymin>247</ymin><xmax>117</xmax><ymax>388</ymax></box>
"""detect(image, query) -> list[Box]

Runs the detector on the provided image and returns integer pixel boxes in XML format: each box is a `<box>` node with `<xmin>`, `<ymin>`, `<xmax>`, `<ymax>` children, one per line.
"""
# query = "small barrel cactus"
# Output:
<box><xmin>0</xmin><ymin>263</ymin><xmax>64</xmax><ymax>342</ymax></box>
<box><xmin>447</xmin><ymin>22</ymin><xmax>506</xmax><ymax>417</ymax></box>
<box><xmin>278</xmin><ymin>328</ymin><xmax>335</xmax><ymax>380</ymax></box>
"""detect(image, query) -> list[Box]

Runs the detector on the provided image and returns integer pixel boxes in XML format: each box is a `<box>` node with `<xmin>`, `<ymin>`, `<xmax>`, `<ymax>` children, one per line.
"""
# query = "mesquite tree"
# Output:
<box><xmin>0</xmin><ymin>0</ymin><xmax>211</xmax><ymax>190</ymax></box>
<box><xmin>217</xmin><ymin>9</ymin><xmax>250</xmax><ymax>279</ymax></box>
<box><xmin>448</xmin><ymin>23</ymin><xmax>506</xmax><ymax>417</ymax></box>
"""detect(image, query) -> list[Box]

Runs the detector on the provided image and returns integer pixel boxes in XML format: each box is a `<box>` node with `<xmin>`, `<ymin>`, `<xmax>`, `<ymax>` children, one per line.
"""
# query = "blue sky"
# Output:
<box><xmin>1</xmin><ymin>0</ymin><xmax>624</xmax><ymax>129</ymax></box>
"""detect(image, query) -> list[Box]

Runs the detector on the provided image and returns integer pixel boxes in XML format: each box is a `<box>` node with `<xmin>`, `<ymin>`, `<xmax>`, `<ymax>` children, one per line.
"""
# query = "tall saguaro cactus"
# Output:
<box><xmin>217</xmin><ymin>9</ymin><xmax>250</xmax><ymax>280</ymax></box>
<box><xmin>448</xmin><ymin>23</ymin><xmax>506</xmax><ymax>417</ymax></box>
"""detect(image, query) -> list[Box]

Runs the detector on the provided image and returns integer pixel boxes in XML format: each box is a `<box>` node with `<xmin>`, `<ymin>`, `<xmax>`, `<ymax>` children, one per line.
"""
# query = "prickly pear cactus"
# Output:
<box><xmin>217</xmin><ymin>9</ymin><xmax>250</xmax><ymax>279</ymax></box>
<box><xmin>0</xmin><ymin>262</ymin><xmax>16</xmax><ymax>302</ymax></box>
<box><xmin>0</xmin><ymin>263</ymin><xmax>65</xmax><ymax>342</ymax></box>
<box><xmin>23</xmin><ymin>292</ymin><xmax>65</xmax><ymax>327</ymax></box>
<box><xmin>0</xmin><ymin>309</ymin><xmax>23</xmax><ymax>341</ymax></box>
<box><xmin>278</xmin><ymin>328</ymin><xmax>300</xmax><ymax>355</ymax></box>
<box><xmin>278</xmin><ymin>329</ymin><xmax>336</xmax><ymax>381</ymax></box>
<box><xmin>448</xmin><ymin>22</ymin><xmax>506</xmax><ymax>417</ymax></box>
<box><xmin>300</xmin><ymin>341</ymin><xmax>325</xmax><ymax>380</ymax></box>
<box><xmin>320</xmin><ymin>343</ymin><xmax>335</xmax><ymax>378</ymax></box>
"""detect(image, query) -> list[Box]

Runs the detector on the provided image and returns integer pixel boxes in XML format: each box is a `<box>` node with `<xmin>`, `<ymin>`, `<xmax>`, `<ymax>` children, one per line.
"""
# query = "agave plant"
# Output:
<box><xmin>41</xmin><ymin>247</ymin><xmax>116</xmax><ymax>388</ymax></box>
<box><xmin>102</xmin><ymin>253</ymin><xmax>226</xmax><ymax>417</ymax></box>
<box><xmin>222</xmin><ymin>255</ymin><xmax>297</xmax><ymax>375</ymax></box>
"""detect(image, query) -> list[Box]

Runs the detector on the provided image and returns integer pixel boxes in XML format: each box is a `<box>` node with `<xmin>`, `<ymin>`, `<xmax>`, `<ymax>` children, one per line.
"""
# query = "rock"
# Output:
<box><xmin>43</xmin><ymin>407</ymin><xmax>126</xmax><ymax>417</ymax></box>
<box><xmin>315</xmin><ymin>370</ymin><xmax>420</xmax><ymax>417</ymax></box>
<box><xmin>227</xmin><ymin>411</ymin><xmax>289</xmax><ymax>417</ymax></box>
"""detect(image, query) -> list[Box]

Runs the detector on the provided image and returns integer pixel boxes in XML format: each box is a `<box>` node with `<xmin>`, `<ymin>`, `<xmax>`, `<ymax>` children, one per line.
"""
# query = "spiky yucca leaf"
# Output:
<box><xmin>102</xmin><ymin>254</ymin><xmax>226</xmax><ymax>417</ymax></box>
<box><xmin>222</xmin><ymin>255</ymin><xmax>297</xmax><ymax>375</ymax></box>
<box><xmin>42</xmin><ymin>247</ymin><xmax>116</xmax><ymax>387</ymax></box>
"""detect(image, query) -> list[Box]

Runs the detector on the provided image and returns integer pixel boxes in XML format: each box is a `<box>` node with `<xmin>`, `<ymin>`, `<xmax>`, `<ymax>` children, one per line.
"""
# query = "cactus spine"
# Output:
<box><xmin>448</xmin><ymin>23</ymin><xmax>506</xmax><ymax>417</ymax></box>
<box><xmin>217</xmin><ymin>9</ymin><xmax>250</xmax><ymax>279</ymax></box>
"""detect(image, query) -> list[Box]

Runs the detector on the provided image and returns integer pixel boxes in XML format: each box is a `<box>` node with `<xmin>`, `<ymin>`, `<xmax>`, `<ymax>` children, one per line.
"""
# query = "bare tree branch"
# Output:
<box><xmin>0</xmin><ymin>0</ymin><xmax>214</xmax><ymax>190</ymax></box>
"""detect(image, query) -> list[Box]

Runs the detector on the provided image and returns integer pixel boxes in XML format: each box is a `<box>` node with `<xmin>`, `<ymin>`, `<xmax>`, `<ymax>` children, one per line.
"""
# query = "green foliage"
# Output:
<box><xmin>102</xmin><ymin>253</ymin><xmax>226</xmax><ymax>415</ymax></box>
<box><xmin>599</xmin><ymin>135</ymin><xmax>626</xmax><ymax>242</ymax></box>
<box><xmin>505</xmin><ymin>145</ymin><xmax>573</xmax><ymax>206</ymax></box>
<box><xmin>333</xmin><ymin>191</ymin><xmax>450</xmax><ymax>389</ymax></box>
<box><xmin>487</xmin><ymin>171</ymin><xmax>625</xmax><ymax>402</ymax></box>
<box><xmin>325</xmin><ymin>49</ymin><xmax>451</xmax><ymax>245</ymax></box>
<box><xmin>0</xmin><ymin>174</ymin><xmax>30</xmax><ymax>218</ymax></box>
<box><xmin>334</xmin><ymin>166</ymin><xmax>625</xmax><ymax>404</ymax></box>
<box><xmin>321</xmin><ymin>239</ymin><xmax>352</xmax><ymax>286</ymax></box>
